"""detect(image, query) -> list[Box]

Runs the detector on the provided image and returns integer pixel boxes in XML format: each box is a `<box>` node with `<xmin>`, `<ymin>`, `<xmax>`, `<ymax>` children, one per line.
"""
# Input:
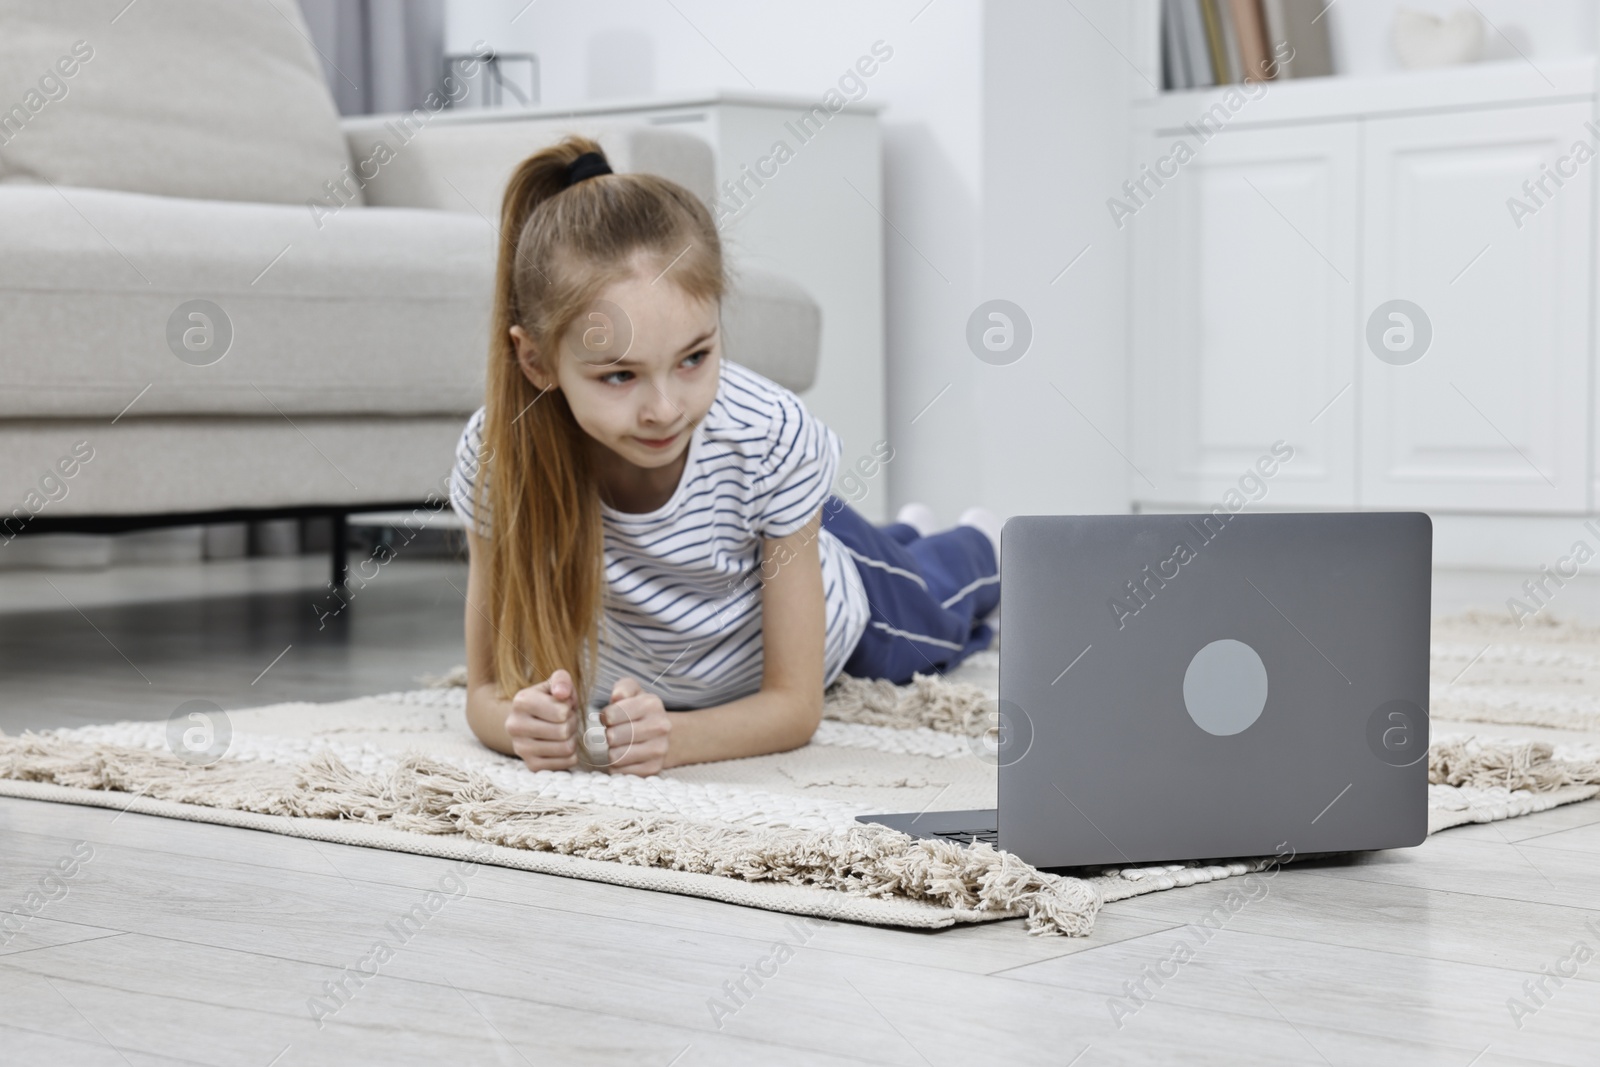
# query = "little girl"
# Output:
<box><xmin>452</xmin><ymin>136</ymin><xmax>1001</xmax><ymax>777</ymax></box>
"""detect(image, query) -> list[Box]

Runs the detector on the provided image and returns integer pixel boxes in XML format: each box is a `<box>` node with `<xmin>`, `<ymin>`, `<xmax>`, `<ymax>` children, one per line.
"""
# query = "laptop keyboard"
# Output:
<box><xmin>933</xmin><ymin>827</ymin><xmax>999</xmax><ymax>845</ymax></box>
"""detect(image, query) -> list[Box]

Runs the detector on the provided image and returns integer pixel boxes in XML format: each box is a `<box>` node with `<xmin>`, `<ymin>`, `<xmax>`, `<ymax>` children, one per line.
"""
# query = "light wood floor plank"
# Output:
<box><xmin>997</xmin><ymin>924</ymin><xmax>1600</xmax><ymax>1066</ymax></box>
<box><xmin>0</xmin><ymin>825</ymin><xmax>1109</xmax><ymax>1063</ymax></box>
<box><xmin>1519</xmin><ymin>818</ymin><xmax>1600</xmax><ymax>856</ymax></box>
<box><xmin>1445</xmin><ymin>797</ymin><xmax>1600</xmax><ymax>845</ymax></box>
<box><xmin>1107</xmin><ymin>859</ymin><xmax>1600</xmax><ymax>982</ymax></box>
<box><xmin>0</xmin><ymin>915</ymin><xmax>125</xmax><ymax>960</ymax></box>
<box><xmin>0</xmin><ymin>933</ymin><xmax>885</xmax><ymax>1067</ymax></box>
<box><xmin>0</xmin><ymin>1021</ymin><xmax>209</xmax><ymax>1067</ymax></box>
<box><xmin>1285</xmin><ymin>823</ymin><xmax>1600</xmax><ymax>913</ymax></box>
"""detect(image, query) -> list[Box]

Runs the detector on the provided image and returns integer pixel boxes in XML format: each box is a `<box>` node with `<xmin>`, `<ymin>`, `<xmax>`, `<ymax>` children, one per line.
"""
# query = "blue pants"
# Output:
<box><xmin>820</xmin><ymin>495</ymin><xmax>1000</xmax><ymax>684</ymax></box>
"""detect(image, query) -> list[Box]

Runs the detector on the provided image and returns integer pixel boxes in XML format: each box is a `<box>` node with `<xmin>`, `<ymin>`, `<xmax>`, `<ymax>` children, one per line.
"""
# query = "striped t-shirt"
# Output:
<box><xmin>448</xmin><ymin>360</ymin><xmax>871</xmax><ymax>710</ymax></box>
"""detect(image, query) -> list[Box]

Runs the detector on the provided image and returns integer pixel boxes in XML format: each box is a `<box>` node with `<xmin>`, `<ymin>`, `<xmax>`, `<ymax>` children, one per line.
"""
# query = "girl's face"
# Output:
<box><xmin>513</xmin><ymin>265</ymin><xmax>721</xmax><ymax>474</ymax></box>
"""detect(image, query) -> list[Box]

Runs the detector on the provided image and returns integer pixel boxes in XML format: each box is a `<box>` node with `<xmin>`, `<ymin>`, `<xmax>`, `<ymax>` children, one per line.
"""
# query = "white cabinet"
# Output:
<box><xmin>1133</xmin><ymin>92</ymin><xmax>1596</xmax><ymax>515</ymax></box>
<box><xmin>1361</xmin><ymin>104</ymin><xmax>1592</xmax><ymax>512</ymax></box>
<box><xmin>1132</xmin><ymin>122</ymin><xmax>1358</xmax><ymax>507</ymax></box>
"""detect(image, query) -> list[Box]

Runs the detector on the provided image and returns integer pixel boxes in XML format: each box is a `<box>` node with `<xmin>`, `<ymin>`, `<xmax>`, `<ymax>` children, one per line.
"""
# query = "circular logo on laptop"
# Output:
<box><xmin>968</xmin><ymin>698</ymin><xmax>1033</xmax><ymax>767</ymax></box>
<box><xmin>1182</xmin><ymin>639</ymin><xmax>1268</xmax><ymax>736</ymax></box>
<box><xmin>1366</xmin><ymin>699</ymin><xmax>1429</xmax><ymax>767</ymax></box>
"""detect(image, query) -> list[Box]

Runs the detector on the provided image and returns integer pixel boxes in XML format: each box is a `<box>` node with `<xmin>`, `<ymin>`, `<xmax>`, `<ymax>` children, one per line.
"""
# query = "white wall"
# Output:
<box><xmin>442</xmin><ymin>0</ymin><xmax>1133</xmax><ymax>525</ymax></box>
<box><xmin>975</xmin><ymin>0</ymin><xmax>1137</xmax><ymax>519</ymax></box>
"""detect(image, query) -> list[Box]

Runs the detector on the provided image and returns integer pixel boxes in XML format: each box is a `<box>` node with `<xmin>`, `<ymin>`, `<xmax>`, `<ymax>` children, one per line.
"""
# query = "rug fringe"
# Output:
<box><xmin>1428</xmin><ymin>736</ymin><xmax>1600</xmax><ymax>792</ymax></box>
<box><xmin>819</xmin><ymin>673</ymin><xmax>994</xmax><ymax>736</ymax></box>
<box><xmin>0</xmin><ymin>734</ymin><xmax>1100</xmax><ymax>936</ymax></box>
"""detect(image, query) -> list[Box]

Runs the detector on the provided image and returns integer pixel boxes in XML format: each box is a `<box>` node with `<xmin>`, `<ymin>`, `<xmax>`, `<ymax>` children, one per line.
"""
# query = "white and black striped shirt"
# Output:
<box><xmin>449</xmin><ymin>360</ymin><xmax>870</xmax><ymax>709</ymax></box>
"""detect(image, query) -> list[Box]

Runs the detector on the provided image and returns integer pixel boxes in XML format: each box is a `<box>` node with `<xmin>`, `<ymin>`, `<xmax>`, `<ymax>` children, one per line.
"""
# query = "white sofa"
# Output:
<box><xmin>0</xmin><ymin>0</ymin><xmax>821</xmax><ymax>573</ymax></box>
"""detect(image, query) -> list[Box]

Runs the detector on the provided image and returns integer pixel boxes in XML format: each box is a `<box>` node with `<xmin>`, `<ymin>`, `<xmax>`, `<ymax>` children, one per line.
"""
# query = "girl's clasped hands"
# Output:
<box><xmin>506</xmin><ymin>670</ymin><xmax>673</xmax><ymax>776</ymax></box>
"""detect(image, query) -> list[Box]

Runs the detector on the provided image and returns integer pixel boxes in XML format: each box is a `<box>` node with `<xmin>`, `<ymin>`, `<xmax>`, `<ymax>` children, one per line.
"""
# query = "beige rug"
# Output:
<box><xmin>3</xmin><ymin>615</ymin><xmax>1599</xmax><ymax>937</ymax></box>
<box><xmin>1431</xmin><ymin>611</ymin><xmax>1600</xmax><ymax>732</ymax></box>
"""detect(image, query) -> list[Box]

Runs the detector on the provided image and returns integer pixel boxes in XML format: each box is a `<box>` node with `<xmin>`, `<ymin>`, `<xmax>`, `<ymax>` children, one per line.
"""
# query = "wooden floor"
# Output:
<box><xmin>2</xmin><ymin>558</ymin><xmax>1599</xmax><ymax>1066</ymax></box>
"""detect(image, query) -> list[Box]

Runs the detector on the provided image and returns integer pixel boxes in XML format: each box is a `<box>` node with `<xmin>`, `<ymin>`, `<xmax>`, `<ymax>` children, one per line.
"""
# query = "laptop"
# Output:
<box><xmin>857</xmin><ymin>512</ymin><xmax>1432</xmax><ymax>869</ymax></box>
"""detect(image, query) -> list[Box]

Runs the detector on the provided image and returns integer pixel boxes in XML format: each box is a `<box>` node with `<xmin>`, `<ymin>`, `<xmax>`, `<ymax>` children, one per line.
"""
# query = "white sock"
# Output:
<box><xmin>957</xmin><ymin>506</ymin><xmax>1002</xmax><ymax>561</ymax></box>
<box><xmin>895</xmin><ymin>502</ymin><xmax>938</xmax><ymax>538</ymax></box>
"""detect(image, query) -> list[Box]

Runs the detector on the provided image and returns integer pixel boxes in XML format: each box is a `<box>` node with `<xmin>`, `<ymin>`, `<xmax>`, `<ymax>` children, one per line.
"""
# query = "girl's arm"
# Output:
<box><xmin>462</xmin><ymin>525</ymin><xmax>518</xmax><ymax>754</ymax></box>
<box><xmin>659</xmin><ymin>507</ymin><xmax>828</xmax><ymax>768</ymax></box>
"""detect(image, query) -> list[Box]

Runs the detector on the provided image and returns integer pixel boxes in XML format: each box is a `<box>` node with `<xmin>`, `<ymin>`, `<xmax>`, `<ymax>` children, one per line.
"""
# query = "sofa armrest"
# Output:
<box><xmin>340</xmin><ymin>111</ymin><xmax>715</xmax><ymax>219</ymax></box>
<box><xmin>720</xmin><ymin>267</ymin><xmax>822</xmax><ymax>394</ymax></box>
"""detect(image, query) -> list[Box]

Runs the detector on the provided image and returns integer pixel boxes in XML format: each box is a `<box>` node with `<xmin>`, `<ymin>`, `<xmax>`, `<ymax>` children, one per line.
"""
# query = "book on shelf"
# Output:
<box><xmin>1198</xmin><ymin>0</ymin><xmax>1231</xmax><ymax>84</ymax></box>
<box><xmin>1161</xmin><ymin>0</ymin><xmax>1332</xmax><ymax>90</ymax></box>
<box><xmin>1261</xmin><ymin>0</ymin><xmax>1334</xmax><ymax>79</ymax></box>
<box><xmin>1161</xmin><ymin>0</ymin><xmax>1190</xmax><ymax>89</ymax></box>
<box><xmin>1229</xmin><ymin>0</ymin><xmax>1272</xmax><ymax>82</ymax></box>
<box><xmin>1214</xmin><ymin>0</ymin><xmax>1246</xmax><ymax>86</ymax></box>
<box><xmin>1182</xmin><ymin>0</ymin><xmax>1215</xmax><ymax>86</ymax></box>
<box><xmin>1168</xmin><ymin>0</ymin><xmax>1214</xmax><ymax>90</ymax></box>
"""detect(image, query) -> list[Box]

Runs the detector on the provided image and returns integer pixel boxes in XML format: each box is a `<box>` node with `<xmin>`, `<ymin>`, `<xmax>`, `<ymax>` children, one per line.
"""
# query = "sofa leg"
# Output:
<box><xmin>330</xmin><ymin>512</ymin><xmax>348</xmax><ymax>588</ymax></box>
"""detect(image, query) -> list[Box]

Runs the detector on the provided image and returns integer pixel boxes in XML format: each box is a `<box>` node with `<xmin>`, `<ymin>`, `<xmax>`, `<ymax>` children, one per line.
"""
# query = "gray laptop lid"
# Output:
<box><xmin>999</xmin><ymin>512</ymin><xmax>1431</xmax><ymax>868</ymax></box>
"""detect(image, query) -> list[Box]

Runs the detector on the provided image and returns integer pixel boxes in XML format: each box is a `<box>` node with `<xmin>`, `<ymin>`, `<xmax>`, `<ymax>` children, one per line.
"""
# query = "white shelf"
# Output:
<box><xmin>346</xmin><ymin>89</ymin><xmax>886</xmax><ymax>133</ymax></box>
<box><xmin>1137</xmin><ymin>55</ymin><xmax>1596</xmax><ymax>132</ymax></box>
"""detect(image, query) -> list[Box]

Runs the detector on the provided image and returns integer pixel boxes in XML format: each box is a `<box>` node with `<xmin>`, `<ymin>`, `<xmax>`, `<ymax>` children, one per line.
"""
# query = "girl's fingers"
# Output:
<box><xmin>593</xmin><ymin>688</ymin><xmax>668</xmax><ymax>774</ymax></box>
<box><xmin>603</xmin><ymin>692</ymin><xmax>661</xmax><ymax>724</ymax></box>
<box><xmin>605</xmin><ymin>714</ymin><xmax>669</xmax><ymax>748</ymax></box>
<box><xmin>512</xmin><ymin>689</ymin><xmax>572</xmax><ymax>724</ymax></box>
<box><xmin>511</xmin><ymin>737</ymin><xmax>576</xmax><ymax>764</ymax></box>
<box><xmin>513</xmin><ymin>671</ymin><xmax>575</xmax><ymax>720</ymax></box>
<box><xmin>606</xmin><ymin>737</ymin><xmax>667</xmax><ymax>771</ymax></box>
<box><xmin>605</xmin><ymin>700</ymin><xmax>671</xmax><ymax>760</ymax></box>
<box><xmin>507</xmin><ymin>711</ymin><xmax>573</xmax><ymax>742</ymax></box>
<box><xmin>503</xmin><ymin>671</ymin><xmax>586</xmax><ymax>771</ymax></box>
<box><xmin>609</xmin><ymin>676</ymin><xmax>642</xmax><ymax>705</ymax></box>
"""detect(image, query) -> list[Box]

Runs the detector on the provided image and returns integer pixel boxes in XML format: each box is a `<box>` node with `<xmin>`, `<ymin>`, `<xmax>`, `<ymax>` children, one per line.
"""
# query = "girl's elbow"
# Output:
<box><xmin>781</xmin><ymin>687</ymin><xmax>825</xmax><ymax>748</ymax></box>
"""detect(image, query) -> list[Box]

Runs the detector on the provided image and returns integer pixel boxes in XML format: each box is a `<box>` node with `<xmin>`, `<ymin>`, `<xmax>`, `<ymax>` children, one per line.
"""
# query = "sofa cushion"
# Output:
<box><xmin>0</xmin><ymin>184</ymin><xmax>491</xmax><ymax>418</ymax></box>
<box><xmin>0</xmin><ymin>182</ymin><xmax>819</xmax><ymax>419</ymax></box>
<box><xmin>0</xmin><ymin>0</ymin><xmax>356</xmax><ymax>206</ymax></box>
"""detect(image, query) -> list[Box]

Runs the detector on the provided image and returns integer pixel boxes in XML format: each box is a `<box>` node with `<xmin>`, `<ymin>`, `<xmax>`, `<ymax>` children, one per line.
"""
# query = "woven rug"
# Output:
<box><xmin>1431</xmin><ymin>611</ymin><xmax>1600</xmax><ymax>732</ymax></box>
<box><xmin>3</xmin><ymin>615</ymin><xmax>1599</xmax><ymax>937</ymax></box>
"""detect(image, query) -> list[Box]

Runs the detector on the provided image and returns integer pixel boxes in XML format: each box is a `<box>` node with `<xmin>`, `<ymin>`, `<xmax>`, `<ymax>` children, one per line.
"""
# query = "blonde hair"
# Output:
<box><xmin>478</xmin><ymin>135</ymin><xmax>727</xmax><ymax>709</ymax></box>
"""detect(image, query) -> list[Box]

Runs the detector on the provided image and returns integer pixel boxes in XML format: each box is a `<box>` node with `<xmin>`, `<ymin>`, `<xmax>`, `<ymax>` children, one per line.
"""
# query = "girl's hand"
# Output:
<box><xmin>505</xmin><ymin>669</ymin><xmax>579</xmax><ymax>772</ymax></box>
<box><xmin>602</xmin><ymin>677</ymin><xmax>672</xmax><ymax>777</ymax></box>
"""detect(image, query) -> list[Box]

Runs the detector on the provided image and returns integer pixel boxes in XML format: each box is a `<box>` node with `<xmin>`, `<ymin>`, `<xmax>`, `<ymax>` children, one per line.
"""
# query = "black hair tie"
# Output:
<box><xmin>564</xmin><ymin>151</ymin><xmax>613</xmax><ymax>187</ymax></box>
